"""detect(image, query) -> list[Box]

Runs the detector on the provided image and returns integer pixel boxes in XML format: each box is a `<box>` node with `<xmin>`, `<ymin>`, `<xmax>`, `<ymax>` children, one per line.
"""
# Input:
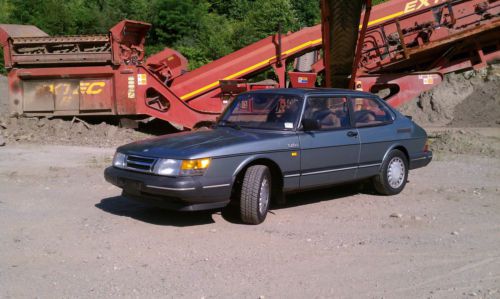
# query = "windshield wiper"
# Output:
<box><xmin>218</xmin><ymin>120</ymin><xmax>241</xmax><ymax>130</ymax></box>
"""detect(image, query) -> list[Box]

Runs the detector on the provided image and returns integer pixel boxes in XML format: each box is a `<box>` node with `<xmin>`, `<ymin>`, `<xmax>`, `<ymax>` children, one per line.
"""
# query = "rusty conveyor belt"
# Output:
<box><xmin>0</xmin><ymin>24</ymin><xmax>112</xmax><ymax>65</ymax></box>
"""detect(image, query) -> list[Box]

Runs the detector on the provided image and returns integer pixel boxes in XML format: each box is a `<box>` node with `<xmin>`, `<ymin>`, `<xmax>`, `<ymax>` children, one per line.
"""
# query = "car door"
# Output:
<box><xmin>349</xmin><ymin>96</ymin><xmax>396</xmax><ymax>179</ymax></box>
<box><xmin>298</xmin><ymin>96</ymin><xmax>360</xmax><ymax>189</ymax></box>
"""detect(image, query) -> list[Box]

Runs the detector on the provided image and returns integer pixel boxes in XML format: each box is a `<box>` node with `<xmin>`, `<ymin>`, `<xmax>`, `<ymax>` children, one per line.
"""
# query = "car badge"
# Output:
<box><xmin>143</xmin><ymin>149</ymin><xmax>150</xmax><ymax>152</ymax></box>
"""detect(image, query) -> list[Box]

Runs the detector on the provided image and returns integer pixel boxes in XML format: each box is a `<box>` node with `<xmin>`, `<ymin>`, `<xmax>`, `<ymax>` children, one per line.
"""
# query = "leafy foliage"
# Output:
<box><xmin>291</xmin><ymin>0</ymin><xmax>321</xmax><ymax>27</ymax></box>
<box><xmin>0</xmin><ymin>0</ymin><xmax>389</xmax><ymax>72</ymax></box>
<box><xmin>232</xmin><ymin>0</ymin><xmax>299</xmax><ymax>49</ymax></box>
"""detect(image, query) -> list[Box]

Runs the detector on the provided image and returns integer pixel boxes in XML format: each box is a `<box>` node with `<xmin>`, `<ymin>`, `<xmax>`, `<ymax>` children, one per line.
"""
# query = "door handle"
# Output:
<box><xmin>347</xmin><ymin>131</ymin><xmax>358</xmax><ymax>137</ymax></box>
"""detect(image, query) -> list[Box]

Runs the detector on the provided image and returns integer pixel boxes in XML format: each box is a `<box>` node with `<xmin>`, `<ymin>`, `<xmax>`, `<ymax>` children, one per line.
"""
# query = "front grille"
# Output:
<box><xmin>125</xmin><ymin>155</ymin><xmax>157</xmax><ymax>173</ymax></box>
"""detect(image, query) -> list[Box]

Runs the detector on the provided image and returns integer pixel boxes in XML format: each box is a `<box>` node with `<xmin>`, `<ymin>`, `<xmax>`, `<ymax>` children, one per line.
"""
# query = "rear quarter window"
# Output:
<box><xmin>350</xmin><ymin>97</ymin><xmax>394</xmax><ymax>127</ymax></box>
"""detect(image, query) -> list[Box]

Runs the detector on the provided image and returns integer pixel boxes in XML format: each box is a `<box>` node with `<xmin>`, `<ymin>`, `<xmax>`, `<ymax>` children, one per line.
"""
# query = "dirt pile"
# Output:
<box><xmin>0</xmin><ymin>115</ymin><xmax>152</xmax><ymax>148</ymax></box>
<box><xmin>451</xmin><ymin>78</ymin><xmax>500</xmax><ymax>127</ymax></box>
<box><xmin>399</xmin><ymin>64</ymin><xmax>500</xmax><ymax>127</ymax></box>
<box><xmin>428</xmin><ymin>128</ymin><xmax>500</xmax><ymax>158</ymax></box>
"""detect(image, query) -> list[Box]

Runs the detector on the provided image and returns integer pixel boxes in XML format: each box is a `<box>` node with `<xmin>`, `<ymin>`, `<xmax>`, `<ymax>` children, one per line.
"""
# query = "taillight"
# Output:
<box><xmin>423</xmin><ymin>139</ymin><xmax>429</xmax><ymax>152</ymax></box>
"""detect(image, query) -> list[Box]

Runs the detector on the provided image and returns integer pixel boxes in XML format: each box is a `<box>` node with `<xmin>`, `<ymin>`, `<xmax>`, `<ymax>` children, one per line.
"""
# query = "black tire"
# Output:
<box><xmin>240</xmin><ymin>165</ymin><xmax>271</xmax><ymax>224</ymax></box>
<box><xmin>372</xmin><ymin>149</ymin><xmax>408</xmax><ymax>195</ymax></box>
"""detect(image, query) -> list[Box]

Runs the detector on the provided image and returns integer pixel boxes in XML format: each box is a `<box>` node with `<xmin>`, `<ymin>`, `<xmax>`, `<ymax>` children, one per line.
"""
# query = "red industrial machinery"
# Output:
<box><xmin>320</xmin><ymin>0</ymin><xmax>500</xmax><ymax>108</ymax></box>
<box><xmin>1</xmin><ymin>0</ymin><xmax>499</xmax><ymax>129</ymax></box>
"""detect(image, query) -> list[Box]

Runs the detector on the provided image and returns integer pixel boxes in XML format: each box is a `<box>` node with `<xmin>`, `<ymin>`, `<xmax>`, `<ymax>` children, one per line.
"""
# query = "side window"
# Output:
<box><xmin>304</xmin><ymin>97</ymin><xmax>350</xmax><ymax>130</ymax></box>
<box><xmin>350</xmin><ymin>97</ymin><xmax>394</xmax><ymax>127</ymax></box>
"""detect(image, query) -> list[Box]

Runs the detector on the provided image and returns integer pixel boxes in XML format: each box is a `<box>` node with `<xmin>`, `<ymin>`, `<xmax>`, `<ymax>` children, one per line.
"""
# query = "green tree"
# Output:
<box><xmin>149</xmin><ymin>0</ymin><xmax>237</xmax><ymax>69</ymax></box>
<box><xmin>291</xmin><ymin>0</ymin><xmax>320</xmax><ymax>28</ymax></box>
<box><xmin>209</xmin><ymin>0</ymin><xmax>252</xmax><ymax>20</ymax></box>
<box><xmin>94</xmin><ymin>0</ymin><xmax>154</xmax><ymax>32</ymax></box>
<box><xmin>233</xmin><ymin>0</ymin><xmax>298</xmax><ymax>49</ymax></box>
<box><xmin>7</xmin><ymin>0</ymin><xmax>40</xmax><ymax>25</ymax></box>
<box><xmin>176</xmin><ymin>12</ymin><xmax>234</xmax><ymax>69</ymax></box>
<box><xmin>151</xmin><ymin>0</ymin><xmax>209</xmax><ymax>47</ymax></box>
<box><xmin>198</xmin><ymin>13</ymin><xmax>234</xmax><ymax>60</ymax></box>
<box><xmin>66</xmin><ymin>0</ymin><xmax>109</xmax><ymax>35</ymax></box>
<box><xmin>0</xmin><ymin>0</ymin><xmax>13</xmax><ymax>23</ymax></box>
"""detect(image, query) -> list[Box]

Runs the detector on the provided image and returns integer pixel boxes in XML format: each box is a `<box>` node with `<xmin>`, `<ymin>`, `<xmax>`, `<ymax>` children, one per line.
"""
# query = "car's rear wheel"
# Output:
<box><xmin>372</xmin><ymin>149</ymin><xmax>408</xmax><ymax>195</ymax></box>
<box><xmin>240</xmin><ymin>165</ymin><xmax>271</xmax><ymax>224</ymax></box>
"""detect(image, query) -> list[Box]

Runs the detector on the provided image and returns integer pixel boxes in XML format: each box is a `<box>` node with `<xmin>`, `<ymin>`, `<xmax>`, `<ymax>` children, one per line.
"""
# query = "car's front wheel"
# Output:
<box><xmin>240</xmin><ymin>165</ymin><xmax>271</xmax><ymax>224</ymax></box>
<box><xmin>372</xmin><ymin>149</ymin><xmax>408</xmax><ymax>195</ymax></box>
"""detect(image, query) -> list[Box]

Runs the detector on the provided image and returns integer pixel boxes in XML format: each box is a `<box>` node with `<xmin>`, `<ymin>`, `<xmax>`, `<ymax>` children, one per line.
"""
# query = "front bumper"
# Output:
<box><xmin>409</xmin><ymin>151</ymin><xmax>433</xmax><ymax>170</ymax></box>
<box><xmin>104</xmin><ymin>167</ymin><xmax>231</xmax><ymax>211</ymax></box>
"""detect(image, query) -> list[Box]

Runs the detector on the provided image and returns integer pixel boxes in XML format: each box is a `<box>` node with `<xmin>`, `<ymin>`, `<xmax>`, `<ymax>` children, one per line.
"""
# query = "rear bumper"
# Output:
<box><xmin>409</xmin><ymin>151</ymin><xmax>433</xmax><ymax>170</ymax></box>
<box><xmin>104</xmin><ymin>167</ymin><xmax>231</xmax><ymax>211</ymax></box>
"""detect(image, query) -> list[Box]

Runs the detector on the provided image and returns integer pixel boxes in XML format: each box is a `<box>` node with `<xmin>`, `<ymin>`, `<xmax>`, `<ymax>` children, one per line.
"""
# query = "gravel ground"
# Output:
<box><xmin>0</xmin><ymin>144</ymin><xmax>499</xmax><ymax>298</ymax></box>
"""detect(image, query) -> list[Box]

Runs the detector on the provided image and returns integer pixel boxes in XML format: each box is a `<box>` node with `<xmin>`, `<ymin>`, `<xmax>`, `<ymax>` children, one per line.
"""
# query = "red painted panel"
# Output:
<box><xmin>54</xmin><ymin>80</ymin><xmax>80</xmax><ymax>111</ymax></box>
<box><xmin>22</xmin><ymin>80</ymin><xmax>55</xmax><ymax>112</ymax></box>
<box><xmin>114</xmin><ymin>67</ymin><xmax>138</xmax><ymax>115</ymax></box>
<box><xmin>289</xmin><ymin>72</ymin><xmax>317</xmax><ymax>88</ymax></box>
<box><xmin>79</xmin><ymin>79</ymin><xmax>113</xmax><ymax>111</ymax></box>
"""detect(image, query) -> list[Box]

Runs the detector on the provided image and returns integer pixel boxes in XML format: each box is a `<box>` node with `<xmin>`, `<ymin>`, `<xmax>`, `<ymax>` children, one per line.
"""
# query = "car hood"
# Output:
<box><xmin>118</xmin><ymin>127</ymin><xmax>298</xmax><ymax>159</ymax></box>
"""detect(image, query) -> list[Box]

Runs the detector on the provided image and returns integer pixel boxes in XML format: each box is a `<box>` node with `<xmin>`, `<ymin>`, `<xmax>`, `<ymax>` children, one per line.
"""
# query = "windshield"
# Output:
<box><xmin>219</xmin><ymin>93</ymin><xmax>304</xmax><ymax>131</ymax></box>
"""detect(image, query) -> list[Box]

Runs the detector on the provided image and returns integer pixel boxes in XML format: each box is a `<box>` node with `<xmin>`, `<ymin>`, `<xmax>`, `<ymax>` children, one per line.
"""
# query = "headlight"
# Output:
<box><xmin>153</xmin><ymin>159</ymin><xmax>182</xmax><ymax>176</ymax></box>
<box><xmin>113</xmin><ymin>152</ymin><xmax>127</xmax><ymax>168</ymax></box>
<box><xmin>153</xmin><ymin>158</ymin><xmax>211</xmax><ymax>177</ymax></box>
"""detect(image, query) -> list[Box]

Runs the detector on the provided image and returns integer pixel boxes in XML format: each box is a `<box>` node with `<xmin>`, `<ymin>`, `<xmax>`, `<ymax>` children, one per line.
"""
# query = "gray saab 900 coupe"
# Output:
<box><xmin>105</xmin><ymin>89</ymin><xmax>432</xmax><ymax>224</ymax></box>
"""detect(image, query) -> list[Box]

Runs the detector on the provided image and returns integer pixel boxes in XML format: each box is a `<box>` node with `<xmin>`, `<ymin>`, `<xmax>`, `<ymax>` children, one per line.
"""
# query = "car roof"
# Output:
<box><xmin>245</xmin><ymin>88</ymin><xmax>377</xmax><ymax>98</ymax></box>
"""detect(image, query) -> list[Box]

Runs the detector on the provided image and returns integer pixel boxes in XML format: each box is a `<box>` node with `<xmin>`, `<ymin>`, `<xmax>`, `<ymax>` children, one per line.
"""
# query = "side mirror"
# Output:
<box><xmin>302</xmin><ymin>118</ymin><xmax>321</xmax><ymax>131</ymax></box>
<box><xmin>405</xmin><ymin>115</ymin><xmax>413</xmax><ymax>120</ymax></box>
